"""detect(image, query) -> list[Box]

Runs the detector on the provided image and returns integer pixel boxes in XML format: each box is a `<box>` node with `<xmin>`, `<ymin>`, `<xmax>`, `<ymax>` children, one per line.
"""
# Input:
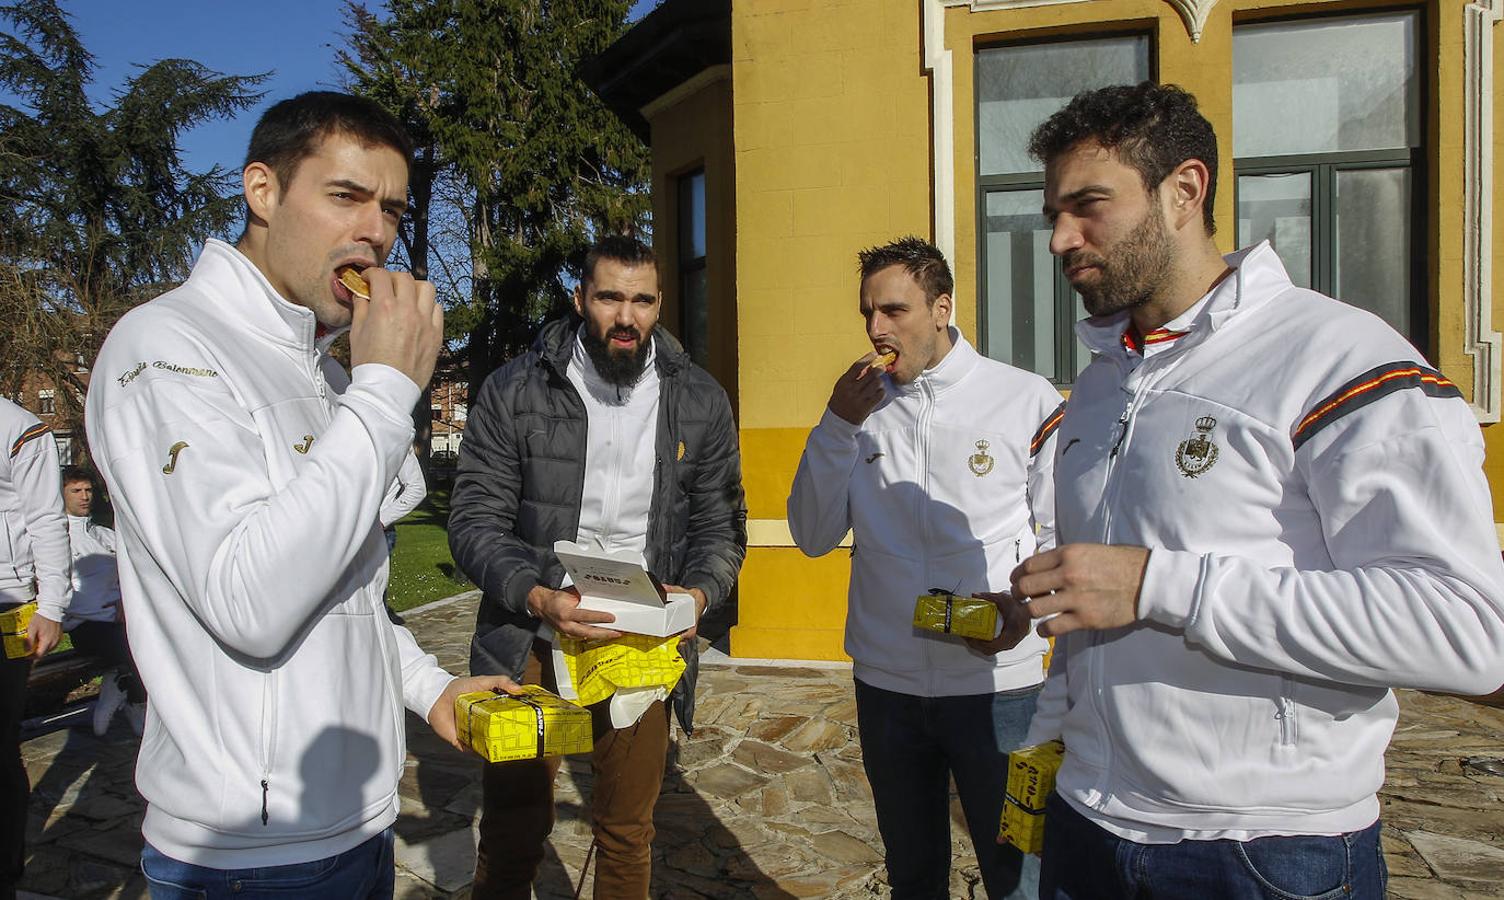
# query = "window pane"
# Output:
<box><xmin>982</xmin><ymin>190</ymin><xmax>1056</xmax><ymax>377</ymax></box>
<box><xmin>977</xmin><ymin>36</ymin><xmax>1150</xmax><ymax>177</ymax></box>
<box><xmin>678</xmin><ymin>170</ymin><xmax>706</xmax><ymax>260</ymax></box>
<box><xmin>1233</xmin><ymin>14</ymin><xmax>1418</xmax><ymax>157</ymax></box>
<box><xmin>1237</xmin><ymin>173</ymin><xmax>1313</xmax><ymax>288</ymax></box>
<box><xmin>1335</xmin><ymin>168</ymin><xmax>1411</xmax><ymax>336</ymax></box>
<box><xmin>681</xmin><ymin>267</ymin><xmax>710</xmax><ymax>368</ymax></box>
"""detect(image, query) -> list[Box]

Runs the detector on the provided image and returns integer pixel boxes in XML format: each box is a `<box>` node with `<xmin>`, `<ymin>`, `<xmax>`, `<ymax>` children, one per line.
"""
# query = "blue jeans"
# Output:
<box><xmin>140</xmin><ymin>829</ymin><xmax>395</xmax><ymax>899</ymax></box>
<box><xmin>854</xmin><ymin>678</ymin><xmax>1041</xmax><ymax>900</ymax></box>
<box><xmin>1039</xmin><ymin>792</ymin><xmax>1387</xmax><ymax>899</ymax></box>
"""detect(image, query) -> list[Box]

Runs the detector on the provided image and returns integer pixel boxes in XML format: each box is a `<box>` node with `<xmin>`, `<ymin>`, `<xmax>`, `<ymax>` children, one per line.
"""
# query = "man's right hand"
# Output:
<box><xmin>350</xmin><ymin>268</ymin><xmax>444</xmax><ymax>390</ymax></box>
<box><xmin>526</xmin><ymin>585</ymin><xmax>623</xmax><ymax>641</ymax></box>
<box><xmin>828</xmin><ymin>352</ymin><xmax>887</xmax><ymax>426</ymax></box>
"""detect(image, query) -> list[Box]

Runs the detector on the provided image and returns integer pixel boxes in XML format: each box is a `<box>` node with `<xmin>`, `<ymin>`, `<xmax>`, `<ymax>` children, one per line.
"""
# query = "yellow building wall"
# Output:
<box><xmin>722</xmin><ymin>0</ymin><xmax>1504</xmax><ymax>659</ymax></box>
<box><xmin>730</xmin><ymin>0</ymin><xmax>935</xmax><ymax>659</ymax></box>
<box><xmin>646</xmin><ymin>73</ymin><xmax>739</xmax><ymax>404</ymax></box>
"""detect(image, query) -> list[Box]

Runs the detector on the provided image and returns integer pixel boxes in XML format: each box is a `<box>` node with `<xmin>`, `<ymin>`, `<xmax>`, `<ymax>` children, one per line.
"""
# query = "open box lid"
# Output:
<box><xmin>553</xmin><ymin>541</ymin><xmax>669</xmax><ymax>608</ymax></box>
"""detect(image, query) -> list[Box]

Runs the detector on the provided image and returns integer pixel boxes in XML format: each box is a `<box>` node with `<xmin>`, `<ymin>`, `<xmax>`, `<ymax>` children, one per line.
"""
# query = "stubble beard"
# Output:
<box><xmin>1070</xmin><ymin>205</ymin><xmax>1175</xmax><ymax>319</ymax></box>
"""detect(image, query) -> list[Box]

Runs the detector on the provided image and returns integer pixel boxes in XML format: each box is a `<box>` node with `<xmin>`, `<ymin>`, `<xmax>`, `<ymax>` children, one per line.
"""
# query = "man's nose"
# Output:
<box><xmin>1049</xmin><ymin>215</ymin><xmax>1084</xmax><ymax>257</ymax></box>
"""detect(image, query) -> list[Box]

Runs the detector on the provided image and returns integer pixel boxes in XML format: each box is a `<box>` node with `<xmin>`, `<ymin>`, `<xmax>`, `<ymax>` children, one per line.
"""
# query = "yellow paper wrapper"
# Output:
<box><xmin>913</xmin><ymin>593</ymin><xmax>998</xmax><ymax>640</ymax></box>
<box><xmin>1</xmin><ymin>602</ymin><xmax>36</xmax><ymax>660</ymax></box>
<box><xmin>997</xmin><ymin>740</ymin><xmax>1065</xmax><ymax>854</ymax></box>
<box><xmin>557</xmin><ymin>633</ymin><xmax>686</xmax><ymax>708</ymax></box>
<box><xmin>454</xmin><ymin>685</ymin><xmax>593</xmax><ymax>763</ymax></box>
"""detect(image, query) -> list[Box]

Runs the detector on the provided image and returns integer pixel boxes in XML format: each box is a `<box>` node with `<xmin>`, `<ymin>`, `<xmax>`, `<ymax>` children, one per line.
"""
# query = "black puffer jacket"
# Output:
<box><xmin>448</xmin><ymin>317</ymin><xmax>747</xmax><ymax>732</ymax></box>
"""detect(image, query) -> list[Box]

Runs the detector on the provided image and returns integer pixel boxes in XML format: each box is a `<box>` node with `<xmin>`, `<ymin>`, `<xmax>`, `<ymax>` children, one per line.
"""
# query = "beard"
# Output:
<box><xmin>582</xmin><ymin>321</ymin><xmax>653</xmax><ymax>387</ymax></box>
<box><xmin>1067</xmin><ymin>204</ymin><xmax>1174</xmax><ymax>318</ymax></box>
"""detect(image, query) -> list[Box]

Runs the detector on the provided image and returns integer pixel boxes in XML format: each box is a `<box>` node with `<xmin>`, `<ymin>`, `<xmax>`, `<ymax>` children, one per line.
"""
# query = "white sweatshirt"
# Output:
<box><xmin>788</xmin><ymin>332</ymin><xmax>1063</xmax><ymax>696</ymax></box>
<box><xmin>0</xmin><ymin>398</ymin><xmax>70</xmax><ymax>619</ymax></box>
<box><xmin>64</xmin><ymin>515</ymin><xmax>120</xmax><ymax>627</ymax></box>
<box><xmin>86</xmin><ymin>240</ymin><xmax>455</xmax><ymax>869</ymax></box>
<box><xmin>1029</xmin><ymin>242</ymin><xmax>1504</xmax><ymax>841</ymax></box>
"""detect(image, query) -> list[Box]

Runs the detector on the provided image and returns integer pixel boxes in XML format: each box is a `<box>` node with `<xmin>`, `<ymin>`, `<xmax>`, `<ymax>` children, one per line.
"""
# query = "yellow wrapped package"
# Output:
<box><xmin>1</xmin><ymin>602</ymin><xmax>36</xmax><ymax>660</ymax></box>
<box><xmin>997</xmin><ymin>740</ymin><xmax>1065</xmax><ymax>854</ymax></box>
<box><xmin>913</xmin><ymin>591</ymin><xmax>998</xmax><ymax>640</ymax></box>
<box><xmin>454</xmin><ymin>685</ymin><xmax>593</xmax><ymax>763</ymax></box>
<box><xmin>555</xmin><ymin>633</ymin><xmax>687</xmax><ymax>708</ymax></box>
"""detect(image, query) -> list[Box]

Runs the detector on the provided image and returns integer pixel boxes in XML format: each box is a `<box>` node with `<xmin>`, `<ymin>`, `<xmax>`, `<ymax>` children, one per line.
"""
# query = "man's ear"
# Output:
<box><xmin>572</xmin><ymin>283</ymin><xmax>586</xmax><ymax>318</ymax></box>
<box><xmin>932</xmin><ymin>292</ymin><xmax>953</xmax><ymax>329</ymax></box>
<box><xmin>243</xmin><ymin>162</ymin><xmax>279</xmax><ymax>225</ymax></box>
<box><xmin>1166</xmin><ymin>158</ymin><xmax>1211</xmax><ymax>232</ymax></box>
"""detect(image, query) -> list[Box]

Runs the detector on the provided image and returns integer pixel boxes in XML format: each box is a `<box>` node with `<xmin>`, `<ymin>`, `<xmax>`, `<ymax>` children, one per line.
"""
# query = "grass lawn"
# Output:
<box><xmin>388</xmin><ymin>488</ymin><xmax>474</xmax><ymax>613</ymax></box>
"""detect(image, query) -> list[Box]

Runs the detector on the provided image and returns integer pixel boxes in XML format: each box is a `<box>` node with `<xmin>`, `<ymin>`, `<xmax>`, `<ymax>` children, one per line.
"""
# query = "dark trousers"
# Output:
<box><xmin>0</xmin><ymin>612</ymin><xmax>29</xmax><ymax>900</ymax></box>
<box><xmin>141</xmin><ymin>829</ymin><xmax>395</xmax><ymax>899</ymax></box>
<box><xmin>854</xmin><ymin>677</ymin><xmax>1041</xmax><ymax>900</ymax></box>
<box><xmin>472</xmin><ymin>644</ymin><xmax>669</xmax><ymax>900</ymax></box>
<box><xmin>1039</xmin><ymin>792</ymin><xmax>1387</xmax><ymax>899</ymax></box>
<box><xmin>68</xmin><ymin>620</ymin><xmax>145</xmax><ymax>703</ymax></box>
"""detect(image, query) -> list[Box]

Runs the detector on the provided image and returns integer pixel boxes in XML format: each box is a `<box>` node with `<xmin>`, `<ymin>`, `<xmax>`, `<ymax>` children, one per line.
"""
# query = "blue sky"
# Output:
<box><xmin>58</xmin><ymin>0</ymin><xmax>659</xmax><ymax>176</ymax></box>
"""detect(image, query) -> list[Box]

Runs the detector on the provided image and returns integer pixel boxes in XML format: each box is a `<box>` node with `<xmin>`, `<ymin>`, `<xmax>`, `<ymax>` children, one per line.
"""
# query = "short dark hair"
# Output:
<box><xmin>60</xmin><ymin>465</ymin><xmax>91</xmax><ymax>487</ymax></box>
<box><xmin>244</xmin><ymin>91</ymin><xmax>415</xmax><ymax>193</ymax></box>
<box><xmin>581</xmin><ymin>234</ymin><xmax>656</xmax><ymax>285</ymax></box>
<box><xmin>857</xmin><ymin>236</ymin><xmax>954</xmax><ymax>305</ymax></box>
<box><xmin>1028</xmin><ymin>82</ymin><xmax>1218</xmax><ymax>234</ymax></box>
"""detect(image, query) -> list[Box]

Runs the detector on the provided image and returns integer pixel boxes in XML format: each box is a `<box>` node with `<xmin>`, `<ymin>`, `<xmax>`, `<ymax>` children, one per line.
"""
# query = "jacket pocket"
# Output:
<box><xmin>1277</xmin><ymin>675</ymin><xmax>1298</xmax><ymax>749</ymax></box>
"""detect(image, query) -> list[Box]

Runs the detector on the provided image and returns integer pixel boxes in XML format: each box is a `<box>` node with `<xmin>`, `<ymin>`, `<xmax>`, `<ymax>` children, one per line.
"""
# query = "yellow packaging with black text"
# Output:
<box><xmin>1</xmin><ymin>602</ymin><xmax>36</xmax><ymax>659</ymax></box>
<box><xmin>454</xmin><ymin>685</ymin><xmax>593</xmax><ymax>763</ymax></box>
<box><xmin>557</xmin><ymin>633</ymin><xmax>686</xmax><ymax>707</ymax></box>
<box><xmin>998</xmin><ymin>740</ymin><xmax>1065</xmax><ymax>854</ymax></box>
<box><xmin>913</xmin><ymin>593</ymin><xmax>997</xmax><ymax>640</ymax></box>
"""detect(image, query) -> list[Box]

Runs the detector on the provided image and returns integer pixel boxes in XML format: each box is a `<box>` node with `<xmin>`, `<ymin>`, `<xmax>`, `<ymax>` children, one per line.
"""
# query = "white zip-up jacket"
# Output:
<box><xmin>1028</xmin><ymin>242</ymin><xmax>1504</xmax><ymax>840</ymax></box>
<box><xmin>789</xmin><ymin>332</ymin><xmax>1063</xmax><ymax>696</ymax></box>
<box><xmin>0</xmin><ymin>398</ymin><xmax>70</xmax><ymax>619</ymax></box>
<box><xmin>64</xmin><ymin>515</ymin><xmax>119</xmax><ymax>627</ymax></box>
<box><xmin>86</xmin><ymin>240</ymin><xmax>455</xmax><ymax>868</ymax></box>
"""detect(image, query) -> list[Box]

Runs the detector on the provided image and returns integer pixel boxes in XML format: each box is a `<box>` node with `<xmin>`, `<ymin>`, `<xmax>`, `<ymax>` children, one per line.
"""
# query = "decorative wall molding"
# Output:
<box><xmin>1463</xmin><ymin>0</ymin><xmax>1502</xmax><ymax>423</ymax></box>
<box><xmin>1163</xmin><ymin>0</ymin><xmax>1217</xmax><ymax>43</ymax></box>
<box><xmin>924</xmin><ymin>0</ymin><xmax>958</xmax><ymax>287</ymax></box>
<box><xmin>943</xmin><ymin>0</ymin><xmax>1092</xmax><ymax>10</ymax></box>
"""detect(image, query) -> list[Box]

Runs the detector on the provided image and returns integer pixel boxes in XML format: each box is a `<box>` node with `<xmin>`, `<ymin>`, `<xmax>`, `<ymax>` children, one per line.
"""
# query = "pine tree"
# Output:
<box><xmin>0</xmin><ymin>0</ymin><xmax>264</xmax><ymax>445</ymax></box>
<box><xmin>339</xmin><ymin>0</ymin><xmax>650</xmax><ymax>389</ymax></box>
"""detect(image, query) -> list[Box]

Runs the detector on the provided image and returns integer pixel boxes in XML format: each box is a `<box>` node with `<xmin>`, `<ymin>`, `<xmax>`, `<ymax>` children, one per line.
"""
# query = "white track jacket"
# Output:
<box><xmin>1028</xmin><ymin>242</ymin><xmax>1504</xmax><ymax>840</ymax></box>
<box><xmin>789</xmin><ymin>332</ymin><xmax>1063</xmax><ymax>696</ymax></box>
<box><xmin>86</xmin><ymin>240</ymin><xmax>455</xmax><ymax>868</ymax></box>
<box><xmin>0</xmin><ymin>398</ymin><xmax>70</xmax><ymax>619</ymax></box>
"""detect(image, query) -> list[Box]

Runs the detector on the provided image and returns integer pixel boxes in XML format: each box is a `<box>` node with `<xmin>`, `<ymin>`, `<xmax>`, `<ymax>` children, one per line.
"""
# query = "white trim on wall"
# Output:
<box><xmin>1464</xmin><ymin>0</ymin><xmax>1502</xmax><ymax>423</ymax></box>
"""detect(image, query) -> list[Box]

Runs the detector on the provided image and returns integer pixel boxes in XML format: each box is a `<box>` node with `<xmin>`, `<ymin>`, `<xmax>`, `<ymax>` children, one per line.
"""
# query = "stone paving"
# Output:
<box><xmin>15</xmin><ymin>591</ymin><xmax>1504</xmax><ymax>898</ymax></box>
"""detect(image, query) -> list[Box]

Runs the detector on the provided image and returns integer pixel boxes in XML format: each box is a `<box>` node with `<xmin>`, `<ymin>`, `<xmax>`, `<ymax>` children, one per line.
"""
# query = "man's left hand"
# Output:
<box><xmin>427</xmin><ymin>674</ymin><xmax>522</xmax><ymax>753</ymax></box>
<box><xmin>28</xmin><ymin>613</ymin><xmax>62</xmax><ymax>659</ymax></box>
<box><xmin>1009</xmin><ymin>544</ymin><xmax>1150</xmax><ymax>638</ymax></box>
<box><xmin>664</xmin><ymin>585</ymin><xmax>708</xmax><ymax>645</ymax></box>
<box><xmin>965</xmin><ymin>591</ymin><xmax>1034</xmax><ymax>655</ymax></box>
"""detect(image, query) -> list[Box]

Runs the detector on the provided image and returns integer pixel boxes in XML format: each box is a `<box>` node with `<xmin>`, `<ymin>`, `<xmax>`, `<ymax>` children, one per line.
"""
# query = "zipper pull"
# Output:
<box><xmin>1109</xmin><ymin>409</ymin><xmax>1131</xmax><ymax>458</ymax></box>
<box><xmin>260</xmin><ymin>779</ymin><xmax>270</xmax><ymax>825</ymax></box>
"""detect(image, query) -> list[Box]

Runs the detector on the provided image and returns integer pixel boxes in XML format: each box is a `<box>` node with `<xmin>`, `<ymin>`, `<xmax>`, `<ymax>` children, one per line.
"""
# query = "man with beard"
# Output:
<box><xmin>787</xmin><ymin>236</ymin><xmax>1061</xmax><ymax>899</ymax></box>
<box><xmin>1006</xmin><ymin>82</ymin><xmax>1504</xmax><ymax>898</ymax></box>
<box><xmin>449</xmin><ymin>235</ymin><xmax>746</xmax><ymax>899</ymax></box>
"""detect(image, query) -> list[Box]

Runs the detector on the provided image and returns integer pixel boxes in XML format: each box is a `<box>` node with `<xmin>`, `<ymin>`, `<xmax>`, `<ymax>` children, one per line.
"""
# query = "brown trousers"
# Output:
<box><xmin>471</xmin><ymin>644</ymin><xmax>669</xmax><ymax>900</ymax></box>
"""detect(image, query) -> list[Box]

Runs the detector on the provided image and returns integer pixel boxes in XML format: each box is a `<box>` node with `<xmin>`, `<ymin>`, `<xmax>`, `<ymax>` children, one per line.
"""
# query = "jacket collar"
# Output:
<box><xmin>890</xmin><ymin>327</ymin><xmax>978</xmax><ymax>396</ymax></box>
<box><xmin>1075</xmin><ymin>240</ymin><xmax>1292</xmax><ymax>360</ymax></box>
<box><xmin>536</xmin><ymin>315</ymin><xmax>692</xmax><ymax>379</ymax></box>
<box><xmin>187</xmin><ymin>239</ymin><xmax>342</xmax><ymax>353</ymax></box>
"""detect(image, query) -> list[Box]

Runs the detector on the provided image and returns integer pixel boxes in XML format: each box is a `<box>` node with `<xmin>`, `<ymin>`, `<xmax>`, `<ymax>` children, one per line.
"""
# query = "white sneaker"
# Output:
<box><xmin>125</xmin><ymin>701</ymin><xmax>147</xmax><ymax>737</ymax></box>
<box><xmin>93</xmin><ymin>670</ymin><xmax>126</xmax><ymax>736</ymax></box>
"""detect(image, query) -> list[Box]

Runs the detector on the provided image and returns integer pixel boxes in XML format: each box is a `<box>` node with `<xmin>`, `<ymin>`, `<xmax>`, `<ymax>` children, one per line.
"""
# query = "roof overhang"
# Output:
<box><xmin>580</xmin><ymin>0</ymin><xmax>732</xmax><ymax>143</ymax></box>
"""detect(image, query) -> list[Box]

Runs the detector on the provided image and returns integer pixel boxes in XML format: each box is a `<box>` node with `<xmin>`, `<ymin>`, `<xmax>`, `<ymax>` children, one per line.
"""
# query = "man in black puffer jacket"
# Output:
<box><xmin>449</xmin><ymin>235</ymin><xmax>746</xmax><ymax>899</ymax></box>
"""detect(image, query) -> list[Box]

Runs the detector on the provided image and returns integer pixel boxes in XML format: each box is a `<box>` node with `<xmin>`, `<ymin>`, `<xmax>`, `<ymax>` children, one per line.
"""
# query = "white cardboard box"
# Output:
<box><xmin>553</xmin><ymin>541</ymin><xmax>696</xmax><ymax>637</ymax></box>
